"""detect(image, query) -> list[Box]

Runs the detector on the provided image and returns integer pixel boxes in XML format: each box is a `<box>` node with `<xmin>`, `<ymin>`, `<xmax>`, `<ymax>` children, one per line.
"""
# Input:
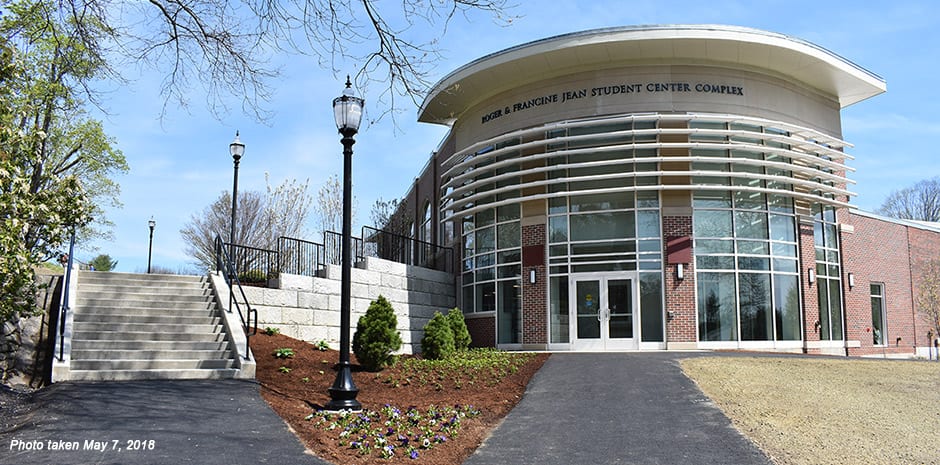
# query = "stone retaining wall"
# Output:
<box><xmin>244</xmin><ymin>257</ymin><xmax>456</xmax><ymax>354</ymax></box>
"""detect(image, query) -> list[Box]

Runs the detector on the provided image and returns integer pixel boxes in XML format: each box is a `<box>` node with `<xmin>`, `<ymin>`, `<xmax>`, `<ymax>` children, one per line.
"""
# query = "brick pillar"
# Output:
<box><xmin>663</xmin><ymin>215</ymin><xmax>697</xmax><ymax>347</ymax></box>
<box><xmin>522</xmin><ymin>223</ymin><xmax>547</xmax><ymax>346</ymax></box>
<box><xmin>799</xmin><ymin>218</ymin><xmax>821</xmax><ymax>353</ymax></box>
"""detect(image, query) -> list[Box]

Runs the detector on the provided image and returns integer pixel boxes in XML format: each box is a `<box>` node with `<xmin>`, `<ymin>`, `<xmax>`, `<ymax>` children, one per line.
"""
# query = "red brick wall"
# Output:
<box><xmin>908</xmin><ymin>226</ymin><xmax>940</xmax><ymax>347</ymax></box>
<box><xmin>466</xmin><ymin>316</ymin><xmax>495</xmax><ymax>348</ymax></box>
<box><xmin>798</xmin><ymin>219</ymin><xmax>820</xmax><ymax>351</ymax></box>
<box><xmin>842</xmin><ymin>213</ymin><xmax>915</xmax><ymax>356</ymax></box>
<box><xmin>663</xmin><ymin>216</ymin><xmax>696</xmax><ymax>343</ymax></box>
<box><xmin>522</xmin><ymin>223</ymin><xmax>547</xmax><ymax>345</ymax></box>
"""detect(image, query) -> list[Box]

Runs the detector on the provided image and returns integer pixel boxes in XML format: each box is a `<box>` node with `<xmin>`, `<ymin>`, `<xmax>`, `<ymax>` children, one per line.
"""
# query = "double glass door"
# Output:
<box><xmin>570</xmin><ymin>274</ymin><xmax>638</xmax><ymax>350</ymax></box>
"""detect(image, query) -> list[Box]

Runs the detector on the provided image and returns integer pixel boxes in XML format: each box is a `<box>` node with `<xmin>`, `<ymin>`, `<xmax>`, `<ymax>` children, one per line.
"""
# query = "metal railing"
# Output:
<box><xmin>323</xmin><ymin>230</ymin><xmax>364</xmax><ymax>267</ymax></box>
<box><xmin>222</xmin><ymin>242</ymin><xmax>279</xmax><ymax>284</ymax></box>
<box><xmin>57</xmin><ymin>229</ymin><xmax>77</xmax><ymax>361</ymax></box>
<box><xmin>361</xmin><ymin>226</ymin><xmax>455</xmax><ymax>274</ymax></box>
<box><xmin>214</xmin><ymin>236</ymin><xmax>258</xmax><ymax>358</ymax></box>
<box><xmin>277</xmin><ymin>236</ymin><xmax>324</xmax><ymax>277</ymax></box>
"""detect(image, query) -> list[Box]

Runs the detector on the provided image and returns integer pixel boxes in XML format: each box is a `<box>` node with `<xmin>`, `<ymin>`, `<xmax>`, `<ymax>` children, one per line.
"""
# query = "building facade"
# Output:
<box><xmin>395</xmin><ymin>25</ymin><xmax>940</xmax><ymax>356</ymax></box>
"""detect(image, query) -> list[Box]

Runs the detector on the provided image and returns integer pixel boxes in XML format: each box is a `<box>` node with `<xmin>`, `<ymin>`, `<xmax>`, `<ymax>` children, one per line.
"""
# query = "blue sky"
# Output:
<box><xmin>83</xmin><ymin>0</ymin><xmax>940</xmax><ymax>273</ymax></box>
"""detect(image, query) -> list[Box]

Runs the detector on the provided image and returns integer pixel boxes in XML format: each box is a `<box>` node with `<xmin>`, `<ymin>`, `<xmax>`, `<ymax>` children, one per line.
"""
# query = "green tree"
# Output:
<box><xmin>352</xmin><ymin>295</ymin><xmax>402</xmax><ymax>371</ymax></box>
<box><xmin>87</xmin><ymin>254</ymin><xmax>117</xmax><ymax>271</ymax></box>
<box><xmin>2</xmin><ymin>0</ymin><xmax>129</xmax><ymax>252</ymax></box>
<box><xmin>447</xmin><ymin>307</ymin><xmax>472</xmax><ymax>350</ymax></box>
<box><xmin>420</xmin><ymin>312</ymin><xmax>455</xmax><ymax>360</ymax></box>
<box><xmin>0</xmin><ymin>35</ymin><xmax>93</xmax><ymax>328</ymax></box>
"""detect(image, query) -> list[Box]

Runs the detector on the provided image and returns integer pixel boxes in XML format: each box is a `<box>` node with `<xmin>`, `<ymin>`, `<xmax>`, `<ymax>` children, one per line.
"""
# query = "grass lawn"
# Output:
<box><xmin>681</xmin><ymin>356</ymin><xmax>940</xmax><ymax>465</ymax></box>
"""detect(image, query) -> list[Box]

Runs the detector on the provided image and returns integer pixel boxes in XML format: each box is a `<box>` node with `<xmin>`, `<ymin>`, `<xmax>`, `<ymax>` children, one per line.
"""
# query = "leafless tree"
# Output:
<box><xmin>43</xmin><ymin>0</ymin><xmax>514</xmax><ymax>121</ymax></box>
<box><xmin>877</xmin><ymin>177</ymin><xmax>940</xmax><ymax>222</ymax></box>
<box><xmin>315</xmin><ymin>174</ymin><xmax>357</xmax><ymax>237</ymax></box>
<box><xmin>180</xmin><ymin>176</ymin><xmax>313</xmax><ymax>270</ymax></box>
<box><xmin>918</xmin><ymin>259</ymin><xmax>940</xmax><ymax>340</ymax></box>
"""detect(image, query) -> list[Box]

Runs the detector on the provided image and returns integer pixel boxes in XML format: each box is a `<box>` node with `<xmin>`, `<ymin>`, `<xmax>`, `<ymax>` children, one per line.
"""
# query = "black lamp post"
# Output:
<box><xmin>229</xmin><ymin>132</ymin><xmax>245</xmax><ymax>262</ymax></box>
<box><xmin>325</xmin><ymin>76</ymin><xmax>364</xmax><ymax>411</ymax></box>
<box><xmin>147</xmin><ymin>218</ymin><xmax>155</xmax><ymax>274</ymax></box>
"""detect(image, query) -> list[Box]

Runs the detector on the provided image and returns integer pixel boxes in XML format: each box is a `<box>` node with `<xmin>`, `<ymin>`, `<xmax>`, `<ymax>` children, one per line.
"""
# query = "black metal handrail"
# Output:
<box><xmin>361</xmin><ymin>225</ymin><xmax>455</xmax><ymax>274</ymax></box>
<box><xmin>277</xmin><ymin>236</ymin><xmax>325</xmax><ymax>277</ymax></box>
<box><xmin>214</xmin><ymin>235</ymin><xmax>258</xmax><ymax>358</ymax></box>
<box><xmin>220</xmin><ymin>242</ymin><xmax>278</xmax><ymax>283</ymax></box>
<box><xmin>57</xmin><ymin>229</ymin><xmax>77</xmax><ymax>361</ymax></box>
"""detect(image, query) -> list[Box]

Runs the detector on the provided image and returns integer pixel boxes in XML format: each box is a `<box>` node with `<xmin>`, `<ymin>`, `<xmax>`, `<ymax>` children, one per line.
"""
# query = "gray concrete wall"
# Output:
<box><xmin>245</xmin><ymin>257</ymin><xmax>456</xmax><ymax>354</ymax></box>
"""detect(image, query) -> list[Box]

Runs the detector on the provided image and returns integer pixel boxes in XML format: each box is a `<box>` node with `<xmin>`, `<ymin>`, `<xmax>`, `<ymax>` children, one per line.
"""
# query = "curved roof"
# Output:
<box><xmin>418</xmin><ymin>25</ymin><xmax>886</xmax><ymax>125</ymax></box>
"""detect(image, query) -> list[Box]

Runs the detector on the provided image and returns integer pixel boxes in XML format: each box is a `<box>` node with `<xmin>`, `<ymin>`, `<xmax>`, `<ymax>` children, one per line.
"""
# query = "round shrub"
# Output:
<box><xmin>421</xmin><ymin>312</ymin><xmax>455</xmax><ymax>360</ymax></box>
<box><xmin>447</xmin><ymin>307</ymin><xmax>472</xmax><ymax>351</ymax></box>
<box><xmin>352</xmin><ymin>295</ymin><xmax>402</xmax><ymax>371</ymax></box>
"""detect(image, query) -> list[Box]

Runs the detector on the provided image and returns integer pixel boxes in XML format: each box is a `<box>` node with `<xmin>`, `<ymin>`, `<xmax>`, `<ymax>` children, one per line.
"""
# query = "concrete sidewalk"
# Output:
<box><xmin>464</xmin><ymin>353</ymin><xmax>773</xmax><ymax>465</ymax></box>
<box><xmin>0</xmin><ymin>379</ymin><xmax>326</xmax><ymax>465</ymax></box>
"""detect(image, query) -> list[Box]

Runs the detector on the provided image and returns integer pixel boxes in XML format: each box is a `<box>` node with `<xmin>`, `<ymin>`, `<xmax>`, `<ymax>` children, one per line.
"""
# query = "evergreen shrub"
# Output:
<box><xmin>352</xmin><ymin>295</ymin><xmax>402</xmax><ymax>371</ymax></box>
<box><xmin>447</xmin><ymin>307</ymin><xmax>472</xmax><ymax>350</ymax></box>
<box><xmin>420</xmin><ymin>312</ymin><xmax>455</xmax><ymax>360</ymax></box>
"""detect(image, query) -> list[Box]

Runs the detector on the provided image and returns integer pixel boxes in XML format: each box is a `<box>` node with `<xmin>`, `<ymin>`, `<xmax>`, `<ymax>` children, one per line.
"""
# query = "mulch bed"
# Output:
<box><xmin>253</xmin><ymin>333</ymin><xmax>548</xmax><ymax>465</ymax></box>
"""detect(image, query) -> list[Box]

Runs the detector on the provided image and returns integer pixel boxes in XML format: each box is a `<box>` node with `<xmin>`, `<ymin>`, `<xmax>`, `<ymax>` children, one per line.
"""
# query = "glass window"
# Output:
<box><xmin>739</xmin><ymin>273</ymin><xmax>772</xmax><ymax>341</ymax></box>
<box><xmin>774</xmin><ymin>275</ymin><xmax>801</xmax><ymax>340</ymax></box>
<box><xmin>475</xmin><ymin>227</ymin><xmax>495</xmax><ymax>253</ymax></box>
<box><xmin>698</xmin><ymin>272</ymin><xmax>738</xmax><ymax>341</ymax></box>
<box><xmin>769</xmin><ymin>214</ymin><xmax>796</xmax><ymax>243</ymax></box>
<box><xmin>549</xmin><ymin>216</ymin><xmax>568</xmax><ymax>243</ymax></box>
<box><xmin>570</xmin><ymin>192</ymin><xmax>634</xmax><ymax>212</ymax></box>
<box><xmin>640</xmin><ymin>273</ymin><xmax>664</xmax><ymax>342</ymax></box>
<box><xmin>871</xmin><ymin>283</ymin><xmax>886</xmax><ymax>345</ymax></box>
<box><xmin>693</xmin><ymin>210</ymin><xmax>732</xmax><ymax>237</ymax></box>
<box><xmin>734</xmin><ymin>211</ymin><xmax>768</xmax><ymax>239</ymax></box>
<box><xmin>497</xmin><ymin>280</ymin><xmax>521</xmax><ymax>344</ymax></box>
<box><xmin>637</xmin><ymin>210</ymin><xmax>661</xmax><ymax>237</ymax></box>
<box><xmin>476</xmin><ymin>282</ymin><xmax>496</xmax><ymax>312</ymax></box>
<box><xmin>550</xmin><ymin>277</ymin><xmax>569</xmax><ymax>343</ymax></box>
<box><xmin>497</xmin><ymin>222</ymin><xmax>520</xmax><ymax>249</ymax></box>
<box><xmin>570</xmin><ymin>212</ymin><xmax>635</xmax><ymax>242</ymax></box>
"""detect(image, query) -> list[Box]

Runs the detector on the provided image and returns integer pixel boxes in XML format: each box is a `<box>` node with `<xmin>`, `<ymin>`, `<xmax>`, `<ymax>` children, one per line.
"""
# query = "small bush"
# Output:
<box><xmin>447</xmin><ymin>308</ymin><xmax>472</xmax><ymax>350</ymax></box>
<box><xmin>238</xmin><ymin>269</ymin><xmax>266</xmax><ymax>283</ymax></box>
<box><xmin>421</xmin><ymin>312</ymin><xmax>455</xmax><ymax>360</ymax></box>
<box><xmin>273</xmin><ymin>347</ymin><xmax>295</xmax><ymax>359</ymax></box>
<box><xmin>352</xmin><ymin>295</ymin><xmax>402</xmax><ymax>371</ymax></box>
<box><xmin>263</xmin><ymin>327</ymin><xmax>280</xmax><ymax>336</ymax></box>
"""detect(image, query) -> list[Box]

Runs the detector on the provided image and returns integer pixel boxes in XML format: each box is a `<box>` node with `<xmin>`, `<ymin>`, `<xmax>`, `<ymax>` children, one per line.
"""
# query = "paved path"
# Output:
<box><xmin>464</xmin><ymin>353</ymin><xmax>773</xmax><ymax>465</ymax></box>
<box><xmin>0</xmin><ymin>379</ymin><xmax>326</xmax><ymax>465</ymax></box>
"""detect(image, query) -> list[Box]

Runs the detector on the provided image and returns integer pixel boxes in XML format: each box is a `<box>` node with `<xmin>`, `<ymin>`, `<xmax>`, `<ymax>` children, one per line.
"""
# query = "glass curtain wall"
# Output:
<box><xmin>814</xmin><ymin>202</ymin><xmax>843</xmax><ymax>341</ymax></box>
<box><xmin>458</xmin><ymin>140</ymin><xmax>523</xmax><ymax>344</ymax></box>
<box><xmin>692</xmin><ymin>121</ymin><xmax>802</xmax><ymax>344</ymax></box>
<box><xmin>544</xmin><ymin>119</ymin><xmax>665</xmax><ymax>344</ymax></box>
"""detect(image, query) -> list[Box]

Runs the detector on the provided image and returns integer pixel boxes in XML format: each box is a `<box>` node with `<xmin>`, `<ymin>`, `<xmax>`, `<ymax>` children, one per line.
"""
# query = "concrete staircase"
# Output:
<box><xmin>68</xmin><ymin>271</ymin><xmax>243</xmax><ymax>381</ymax></box>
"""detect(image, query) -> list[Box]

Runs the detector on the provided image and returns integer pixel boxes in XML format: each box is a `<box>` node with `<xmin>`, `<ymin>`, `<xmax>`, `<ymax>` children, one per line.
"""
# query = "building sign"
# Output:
<box><xmin>481</xmin><ymin>81</ymin><xmax>745</xmax><ymax>124</ymax></box>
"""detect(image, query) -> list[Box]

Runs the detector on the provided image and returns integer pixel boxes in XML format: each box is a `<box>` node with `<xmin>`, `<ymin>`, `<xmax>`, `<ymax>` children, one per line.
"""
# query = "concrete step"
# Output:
<box><xmin>74</xmin><ymin>322</ymin><xmax>223</xmax><ymax>334</ymax></box>
<box><xmin>76</xmin><ymin>298</ymin><xmax>216</xmax><ymax>311</ymax></box>
<box><xmin>73</xmin><ymin>313</ymin><xmax>221</xmax><ymax>325</ymax></box>
<box><xmin>67</xmin><ymin>368</ymin><xmax>240</xmax><ymax>382</ymax></box>
<box><xmin>78</xmin><ymin>293</ymin><xmax>214</xmax><ymax>304</ymax></box>
<box><xmin>71</xmin><ymin>359</ymin><xmax>236</xmax><ymax>371</ymax></box>
<box><xmin>79</xmin><ymin>285</ymin><xmax>212</xmax><ymax>297</ymax></box>
<box><xmin>73</xmin><ymin>331</ymin><xmax>228</xmax><ymax>342</ymax></box>
<box><xmin>79</xmin><ymin>271</ymin><xmax>206</xmax><ymax>284</ymax></box>
<box><xmin>71</xmin><ymin>349</ymin><xmax>233</xmax><ymax>360</ymax></box>
<box><xmin>71</xmin><ymin>340</ymin><xmax>232</xmax><ymax>351</ymax></box>
<box><xmin>76</xmin><ymin>302</ymin><xmax>219</xmax><ymax>316</ymax></box>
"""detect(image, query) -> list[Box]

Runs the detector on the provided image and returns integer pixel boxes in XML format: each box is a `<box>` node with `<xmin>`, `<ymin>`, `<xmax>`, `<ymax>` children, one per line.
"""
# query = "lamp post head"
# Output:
<box><xmin>148</xmin><ymin>218</ymin><xmax>156</xmax><ymax>231</ymax></box>
<box><xmin>230</xmin><ymin>131</ymin><xmax>245</xmax><ymax>161</ymax></box>
<box><xmin>333</xmin><ymin>76</ymin><xmax>364</xmax><ymax>135</ymax></box>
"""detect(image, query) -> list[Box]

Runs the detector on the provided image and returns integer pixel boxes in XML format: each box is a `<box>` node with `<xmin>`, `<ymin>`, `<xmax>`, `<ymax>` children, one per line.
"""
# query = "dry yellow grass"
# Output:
<box><xmin>681</xmin><ymin>357</ymin><xmax>940</xmax><ymax>465</ymax></box>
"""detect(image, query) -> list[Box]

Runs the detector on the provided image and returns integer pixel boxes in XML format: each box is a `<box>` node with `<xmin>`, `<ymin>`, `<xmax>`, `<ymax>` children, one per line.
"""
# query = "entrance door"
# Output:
<box><xmin>570</xmin><ymin>274</ymin><xmax>638</xmax><ymax>350</ymax></box>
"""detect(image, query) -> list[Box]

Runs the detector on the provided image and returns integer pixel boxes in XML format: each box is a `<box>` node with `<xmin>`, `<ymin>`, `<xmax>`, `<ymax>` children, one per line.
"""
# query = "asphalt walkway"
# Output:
<box><xmin>464</xmin><ymin>353</ymin><xmax>773</xmax><ymax>465</ymax></box>
<box><xmin>0</xmin><ymin>379</ymin><xmax>326</xmax><ymax>465</ymax></box>
<box><xmin>1</xmin><ymin>354</ymin><xmax>774</xmax><ymax>465</ymax></box>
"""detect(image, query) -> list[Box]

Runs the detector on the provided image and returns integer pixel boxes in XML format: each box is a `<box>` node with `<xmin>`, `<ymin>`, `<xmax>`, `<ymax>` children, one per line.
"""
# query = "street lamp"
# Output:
<box><xmin>325</xmin><ymin>76</ymin><xmax>364</xmax><ymax>411</ymax></box>
<box><xmin>229</xmin><ymin>131</ymin><xmax>245</xmax><ymax>264</ymax></box>
<box><xmin>147</xmin><ymin>218</ymin><xmax>156</xmax><ymax>274</ymax></box>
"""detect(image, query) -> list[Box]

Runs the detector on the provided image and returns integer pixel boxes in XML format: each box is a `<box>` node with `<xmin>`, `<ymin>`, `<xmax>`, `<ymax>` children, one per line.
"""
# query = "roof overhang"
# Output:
<box><xmin>418</xmin><ymin>25</ymin><xmax>887</xmax><ymax>125</ymax></box>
